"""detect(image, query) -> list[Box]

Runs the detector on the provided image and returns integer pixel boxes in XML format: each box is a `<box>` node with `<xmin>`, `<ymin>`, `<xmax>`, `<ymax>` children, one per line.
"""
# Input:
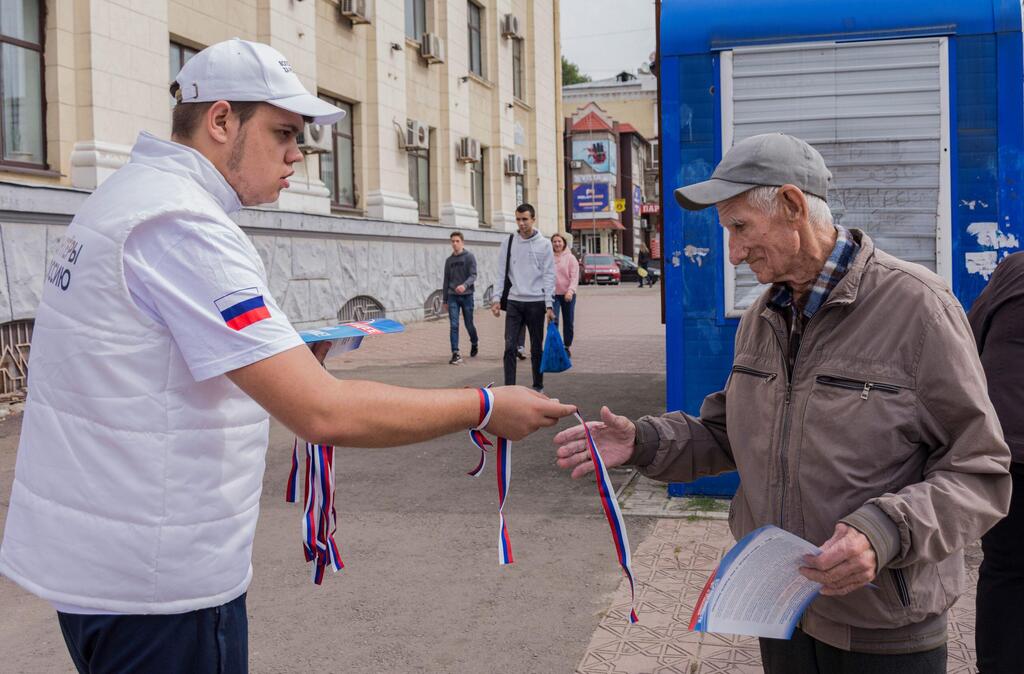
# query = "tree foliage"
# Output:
<box><xmin>561</xmin><ymin>56</ymin><xmax>591</xmax><ymax>85</ymax></box>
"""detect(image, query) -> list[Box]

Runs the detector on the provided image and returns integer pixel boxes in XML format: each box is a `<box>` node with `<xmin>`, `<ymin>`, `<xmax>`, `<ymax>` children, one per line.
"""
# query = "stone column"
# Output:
<box><xmin>257</xmin><ymin>0</ymin><xmax>331</xmax><ymax>213</ymax></box>
<box><xmin>69</xmin><ymin>0</ymin><xmax>170</xmax><ymax>189</ymax></box>
<box><xmin>437</xmin><ymin>1</ymin><xmax>479</xmax><ymax>230</ymax></box>
<box><xmin>361</xmin><ymin>2</ymin><xmax>419</xmax><ymax>223</ymax></box>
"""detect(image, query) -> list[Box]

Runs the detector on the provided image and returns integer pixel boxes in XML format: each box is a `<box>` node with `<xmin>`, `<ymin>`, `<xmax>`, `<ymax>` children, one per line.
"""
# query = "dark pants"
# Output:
<box><xmin>447</xmin><ymin>294</ymin><xmax>478</xmax><ymax>353</ymax></box>
<box><xmin>58</xmin><ymin>593</ymin><xmax>248</xmax><ymax>674</ymax></box>
<box><xmin>760</xmin><ymin>628</ymin><xmax>946</xmax><ymax>673</ymax></box>
<box><xmin>552</xmin><ymin>293</ymin><xmax>576</xmax><ymax>347</ymax></box>
<box><xmin>504</xmin><ymin>300</ymin><xmax>545</xmax><ymax>388</ymax></box>
<box><xmin>976</xmin><ymin>462</ymin><xmax>1024</xmax><ymax>673</ymax></box>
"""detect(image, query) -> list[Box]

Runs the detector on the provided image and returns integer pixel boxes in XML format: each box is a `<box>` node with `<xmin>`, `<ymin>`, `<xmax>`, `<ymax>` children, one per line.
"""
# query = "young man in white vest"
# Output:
<box><xmin>0</xmin><ymin>39</ymin><xmax>574</xmax><ymax>674</ymax></box>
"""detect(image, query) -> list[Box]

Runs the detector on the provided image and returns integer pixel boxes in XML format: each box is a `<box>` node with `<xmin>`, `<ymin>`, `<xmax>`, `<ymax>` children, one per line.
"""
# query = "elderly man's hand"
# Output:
<box><xmin>554</xmin><ymin>406</ymin><xmax>635</xmax><ymax>479</ymax></box>
<box><xmin>799</xmin><ymin>523</ymin><xmax>877</xmax><ymax>596</ymax></box>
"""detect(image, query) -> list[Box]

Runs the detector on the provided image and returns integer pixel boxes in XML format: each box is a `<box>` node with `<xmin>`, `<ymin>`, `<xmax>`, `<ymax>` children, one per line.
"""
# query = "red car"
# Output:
<box><xmin>580</xmin><ymin>254</ymin><xmax>621</xmax><ymax>285</ymax></box>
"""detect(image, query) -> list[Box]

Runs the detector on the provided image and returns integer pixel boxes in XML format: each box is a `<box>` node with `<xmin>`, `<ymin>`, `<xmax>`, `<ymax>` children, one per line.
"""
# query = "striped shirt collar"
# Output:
<box><xmin>768</xmin><ymin>225</ymin><xmax>859</xmax><ymax>319</ymax></box>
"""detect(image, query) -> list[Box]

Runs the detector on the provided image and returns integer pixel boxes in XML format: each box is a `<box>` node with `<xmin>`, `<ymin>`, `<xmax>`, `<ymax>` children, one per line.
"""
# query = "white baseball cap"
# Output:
<box><xmin>173</xmin><ymin>38</ymin><xmax>346</xmax><ymax>125</ymax></box>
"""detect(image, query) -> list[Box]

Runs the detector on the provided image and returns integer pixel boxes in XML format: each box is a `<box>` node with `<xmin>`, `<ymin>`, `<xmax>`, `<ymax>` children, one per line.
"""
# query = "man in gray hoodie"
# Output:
<box><xmin>491</xmin><ymin>203</ymin><xmax>555</xmax><ymax>391</ymax></box>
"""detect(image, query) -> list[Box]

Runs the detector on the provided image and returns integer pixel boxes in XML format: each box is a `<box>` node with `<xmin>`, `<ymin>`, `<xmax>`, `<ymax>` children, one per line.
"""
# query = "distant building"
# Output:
<box><xmin>562</xmin><ymin>71</ymin><xmax>660</xmax><ymax>258</ymax></box>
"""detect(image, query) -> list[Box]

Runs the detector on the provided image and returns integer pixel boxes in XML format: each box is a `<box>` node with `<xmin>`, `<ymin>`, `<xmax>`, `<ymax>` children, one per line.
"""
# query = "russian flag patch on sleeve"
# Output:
<box><xmin>215</xmin><ymin>287</ymin><xmax>271</xmax><ymax>330</ymax></box>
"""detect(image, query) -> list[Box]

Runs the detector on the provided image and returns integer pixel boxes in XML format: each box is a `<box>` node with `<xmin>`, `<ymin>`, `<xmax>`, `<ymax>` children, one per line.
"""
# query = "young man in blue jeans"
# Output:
<box><xmin>442</xmin><ymin>231</ymin><xmax>479</xmax><ymax>364</ymax></box>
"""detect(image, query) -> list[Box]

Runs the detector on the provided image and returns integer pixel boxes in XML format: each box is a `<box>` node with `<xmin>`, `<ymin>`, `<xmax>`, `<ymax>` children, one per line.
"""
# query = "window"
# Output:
<box><xmin>471</xmin><ymin>149</ymin><xmax>486</xmax><ymax>225</ymax></box>
<box><xmin>468</xmin><ymin>2</ymin><xmax>484</xmax><ymax>77</ymax></box>
<box><xmin>405</xmin><ymin>0</ymin><xmax>426</xmax><ymax>41</ymax></box>
<box><xmin>515</xmin><ymin>162</ymin><xmax>527</xmax><ymax>206</ymax></box>
<box><xmin>169</xmin><ymin>41</ymin><xmax>199</xmax><ymax>105</ymax></box>
<box><xmin>0</xmin><ymin>0</ymin><xmax>44</xmax><ymax>167</ymax></box>
<box><xmin>318</xmin><ymin>96</ymin><xmax>355</xmax><ymax>208</ymax></box>
<box><xmin>512</xmin><ymin>38</ymin><xmax>523</xmax><ymax>100</ymax></box>
<box><xmin>408</xmin><ymin>141</ymin><xmax>430</xmax><ymax>217</ymax></box>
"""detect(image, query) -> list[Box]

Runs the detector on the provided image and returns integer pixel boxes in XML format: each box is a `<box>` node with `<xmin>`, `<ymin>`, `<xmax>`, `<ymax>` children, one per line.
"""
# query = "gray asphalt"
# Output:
<box><xmin>0</xmin><ymin>285</ymin><xmax>667</xmax><ymax>673</ymax></box>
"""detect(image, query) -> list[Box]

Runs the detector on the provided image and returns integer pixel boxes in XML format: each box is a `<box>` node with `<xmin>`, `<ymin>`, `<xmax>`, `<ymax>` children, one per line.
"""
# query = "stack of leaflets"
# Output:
<box><xmin>689</xmin><ymin>525</ymin><xmax>823</xmax><ymax>639</ymax></box>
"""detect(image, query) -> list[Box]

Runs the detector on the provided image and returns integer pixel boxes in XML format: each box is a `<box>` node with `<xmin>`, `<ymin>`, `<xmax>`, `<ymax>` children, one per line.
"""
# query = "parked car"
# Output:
<box><xmin>613</xmin><ymin>254</ymin><xmax>661</xmax><ymax>285</ymax></box>
<box><xmin>580</xmin><ymin>254</ymin><xmax>621</xmax><ymax>285</ymax></box>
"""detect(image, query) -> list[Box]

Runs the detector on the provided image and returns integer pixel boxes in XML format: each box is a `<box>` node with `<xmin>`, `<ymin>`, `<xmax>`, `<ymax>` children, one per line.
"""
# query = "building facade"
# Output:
<box><xmin>0</xmin><ymin>0</ymin><xmax>563</xmax><ymax>397</ymax></box>
<box><xmin>562</xmin><ymin>71</ymin><xmax>659</xmax><ymax>258</ymax></box>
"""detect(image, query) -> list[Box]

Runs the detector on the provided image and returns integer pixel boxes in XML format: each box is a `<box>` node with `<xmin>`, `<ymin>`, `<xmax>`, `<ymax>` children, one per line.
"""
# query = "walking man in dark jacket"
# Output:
<box><xmin>442</xmin><ymin>231</ymin><xmax>478</xmax><ymax>364</ymax></box>
<box><xmin>969</xmin><ymin>251</ymin><xmax>1024</xmax><ymax>674</ymax></box>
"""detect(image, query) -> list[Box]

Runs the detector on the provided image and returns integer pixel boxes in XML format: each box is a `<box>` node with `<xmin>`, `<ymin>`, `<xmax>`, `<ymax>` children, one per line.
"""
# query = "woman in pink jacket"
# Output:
<box><xmin>551</xmin><ymin>233</ymin><xmax>579</xmax><ymax>358</ymax></box>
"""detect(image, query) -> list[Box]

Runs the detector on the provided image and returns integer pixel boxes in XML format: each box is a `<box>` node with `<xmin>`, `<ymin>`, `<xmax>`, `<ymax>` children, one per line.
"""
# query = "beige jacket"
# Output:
<box><xmin>632</xmin><ymin>230</ymin><xmax>1011</xmax><ymax>654</ymax></box>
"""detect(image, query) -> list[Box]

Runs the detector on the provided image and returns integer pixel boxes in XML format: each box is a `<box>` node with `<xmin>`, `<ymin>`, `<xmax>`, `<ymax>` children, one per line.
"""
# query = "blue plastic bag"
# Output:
<box><xmin>540</xmin><ymin>321</ymin><xmax>572</xmax><ymax>373</ymax></box>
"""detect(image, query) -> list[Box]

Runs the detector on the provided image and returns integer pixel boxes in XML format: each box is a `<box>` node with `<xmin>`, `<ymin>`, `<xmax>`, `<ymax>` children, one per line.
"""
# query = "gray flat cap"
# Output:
<box><xmin>674</xmin><ymin>133</ymin><xmax>831</xmax><ymax>210</ymax></box>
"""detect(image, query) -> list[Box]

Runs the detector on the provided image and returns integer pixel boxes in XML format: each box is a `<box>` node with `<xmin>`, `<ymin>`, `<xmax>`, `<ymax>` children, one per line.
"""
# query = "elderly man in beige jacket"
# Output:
<box><xmin>555</xmin><ymin>133</ymin><xmax>1011</xmax><ymax>673</ymax></box>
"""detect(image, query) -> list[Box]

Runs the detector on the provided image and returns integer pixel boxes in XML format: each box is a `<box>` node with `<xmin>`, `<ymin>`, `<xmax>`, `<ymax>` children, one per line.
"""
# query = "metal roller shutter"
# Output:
<box><xmin>722</xmin><ymin>37</ymin><xmax>947</xmax><ymax>313</ymax></box>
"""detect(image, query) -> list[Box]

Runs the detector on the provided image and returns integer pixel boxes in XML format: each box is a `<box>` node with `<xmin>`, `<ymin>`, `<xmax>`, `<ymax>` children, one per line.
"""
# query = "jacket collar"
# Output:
<box><xmin>128</xmin><ymin>132</ymin><xmax>242</xmax><ymax>215</ymax></box>
<box><xmin>823</xmin><ymin>228</ymin><xmax>873</xmax><ymax>308</ymax></box>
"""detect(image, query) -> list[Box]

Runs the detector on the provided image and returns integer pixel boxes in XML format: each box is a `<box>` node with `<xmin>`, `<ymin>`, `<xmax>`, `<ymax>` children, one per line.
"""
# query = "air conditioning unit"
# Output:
<box><xmin>420</xmin><ymin>33</ymin><xmax>445</xmax><ymax>64</ymax></box>
<box><xmin>504</xmin><ymin>153</ymin><xmax>525</xmax><ymax>176</ymax></box>
<box><xmin>405</xmin><ymin>119</ymin><xmax>430</xmax><ymax>150</ymax></box>
<box><xmin>297</xmin><ymin>122</ymin><xmax>333</xmax><ymax>154</ymax></box>
<box><xmin>457</xmin><ymin>137</ymin><xmax>482</xmax><ymax>164</ymax></box>
<box><xmin>501</xmin><ymin>14</ymin><xmax>521</xmax><ymax>39</ymax></box>
<box><xmin>339</xmin><ymin>0</ymin><xmax>371</xmax><ymax>24</ymax></box>
<box><xmin>569</xmin><ymin>159</ymin><xmax>584</xmax><ymax>170</ymax></box>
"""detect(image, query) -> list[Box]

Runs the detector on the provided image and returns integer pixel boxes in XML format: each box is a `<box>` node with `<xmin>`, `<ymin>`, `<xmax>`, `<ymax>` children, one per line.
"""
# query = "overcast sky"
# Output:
<box><xmin>560</xmin><ymin>0</ymin><xmax>657</xmax><ymax>81</ymax></box>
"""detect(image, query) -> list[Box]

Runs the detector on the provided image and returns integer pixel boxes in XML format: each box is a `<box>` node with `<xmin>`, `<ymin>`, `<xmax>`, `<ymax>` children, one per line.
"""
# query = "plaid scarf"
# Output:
<box><xmin>768</xmin><ymin>225</ymin><xmax>859</xmax><ymax>319</ymax></box>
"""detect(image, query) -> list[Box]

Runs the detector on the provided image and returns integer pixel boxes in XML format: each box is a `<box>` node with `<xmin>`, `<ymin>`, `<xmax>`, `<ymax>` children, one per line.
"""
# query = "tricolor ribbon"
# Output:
<box><xmin>466</xmin><ymin>388</ymin><xmax>514</xmax><ymax>565</ymax></box>
<box><xmin>285</xmin><ymin>438</ymin><xmax>344</xmax><ymax>584</ymax></box>
<box><xmin>575</xmin><ymin>410</ymin><xmax>639</xmax><ymax>623</ymax></box>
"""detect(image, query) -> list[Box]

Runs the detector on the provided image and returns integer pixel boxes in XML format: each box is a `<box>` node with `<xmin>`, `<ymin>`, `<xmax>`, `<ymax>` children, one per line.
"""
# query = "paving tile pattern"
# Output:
<box><xmin>578</xmin><ymin>517</ymin><xmax>983</xmax><ymax>673</ymax></box>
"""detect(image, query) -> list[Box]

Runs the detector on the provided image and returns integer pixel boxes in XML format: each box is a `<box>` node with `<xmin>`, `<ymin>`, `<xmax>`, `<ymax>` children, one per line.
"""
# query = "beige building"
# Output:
<box><xmin>0</xmin><ymin>0</ymin><xmax>563</xmax><ymax>396</ymax></box>
<box><xmin>562</xmin><ymin>72</ymin><xmax>658</xmax><ymax>259</ymax></box>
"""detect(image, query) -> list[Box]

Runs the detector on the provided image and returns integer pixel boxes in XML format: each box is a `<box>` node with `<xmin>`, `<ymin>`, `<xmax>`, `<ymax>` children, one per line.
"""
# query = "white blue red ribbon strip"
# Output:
<box><xmin>575</xmin><ymin>410</ymin><xmax>639</xmax><ymax>623</ymax></box>
<box><xmin>467</xmin><ymin>388</ymin><xmax>495</xmax><ymax>478</ymax></box>
<box><xmin>285</xmin><ymin>438</ymin><xmax>344</xmax><ymax>584</ymax></box>
<box><xmin>466</xmin><ymin>387</ymin><xmax>513</xmax><ymax>564</ymax></box>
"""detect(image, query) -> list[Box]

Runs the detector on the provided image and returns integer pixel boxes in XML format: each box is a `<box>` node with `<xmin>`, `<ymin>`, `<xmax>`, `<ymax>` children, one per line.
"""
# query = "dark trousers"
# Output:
<box><xmin>760</xmin><ymin>628</ymin><xmax>946</xmax><ymax>674</ymax></box>
<box><xmin>447</xmin><ymin>294</ymin><xmax>478</xmax><ymax>353</ymax></box>
<box><xmin>58</xmin><ymin>592</ymin><xmax>248</xmax><ymax>674</ymax></box>
<box><xmin>552</xmin><ymin>293</ymin><xmax>576</xmax><ymax>347</ymax></box>
<box><xmin>504</xmin><ymin>299</ymin><xmax>545</xmax><ymax>388</ymax></box>
<box><xmin>976</xmin><ymin>462</ymin><xmax>1024</xmax><ymax>673</ymax></box>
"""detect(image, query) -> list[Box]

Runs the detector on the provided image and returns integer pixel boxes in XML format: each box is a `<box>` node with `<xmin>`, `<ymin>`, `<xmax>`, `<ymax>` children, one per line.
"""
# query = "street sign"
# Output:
<box><xmin>613</xmin><ymin>198</ymin><xmax>626</xmax><ymax>213</ymax></box>
<box><xmin>641</xmin><ymin>202</ymin><xmax>660</xmax><ymax>214</ymax></box>
<box><xmin>572</xmin><ymin>183</ymin><xmax>611</xmax><ymax>212</ymax></box>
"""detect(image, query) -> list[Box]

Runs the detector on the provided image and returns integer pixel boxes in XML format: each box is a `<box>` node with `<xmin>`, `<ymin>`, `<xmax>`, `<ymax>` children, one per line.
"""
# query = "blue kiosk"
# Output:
<box><xmin>657</xmin><ymin>0</ymin><xmax>1024</xmax><ymax>496</ymax></box>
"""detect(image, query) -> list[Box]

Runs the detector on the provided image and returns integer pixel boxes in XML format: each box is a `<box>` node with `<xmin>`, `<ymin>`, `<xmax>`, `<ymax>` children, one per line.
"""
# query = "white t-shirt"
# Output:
<box><xmin>52</xmin><ymin>214</ymin><xmax>301</xmax><ymax>616</ymax></box>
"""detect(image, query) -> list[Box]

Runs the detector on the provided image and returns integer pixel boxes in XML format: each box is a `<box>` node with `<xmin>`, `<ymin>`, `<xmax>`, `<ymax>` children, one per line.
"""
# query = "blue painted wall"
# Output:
<box><xmin>659</xmin><ymin>0</ymin><xmax>1023</xmax><ymax>496</ymax></box>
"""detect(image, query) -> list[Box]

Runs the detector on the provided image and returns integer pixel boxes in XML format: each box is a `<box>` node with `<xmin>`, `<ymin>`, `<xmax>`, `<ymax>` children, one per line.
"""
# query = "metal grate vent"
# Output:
<box><xmin>0</xmin><ymin>320</ymin><xmax>33</xmax><ymax>398</ymax></box>
<box><xmin>423</xmin><ymin>289</ymin><xmax>445</xmax><ymax>320</ymax></box>
<box><xmin>338</xmin><ymin>295</ymin><xmax>386</xmax><ymax>322</ymax></box>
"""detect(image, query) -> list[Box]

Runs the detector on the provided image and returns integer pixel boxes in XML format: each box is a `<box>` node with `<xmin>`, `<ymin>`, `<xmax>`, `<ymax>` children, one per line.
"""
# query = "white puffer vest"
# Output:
<box><xmin>0</xmin><ymin>134</ymin><xmax>271</xmax><ymax>613</ymax></box>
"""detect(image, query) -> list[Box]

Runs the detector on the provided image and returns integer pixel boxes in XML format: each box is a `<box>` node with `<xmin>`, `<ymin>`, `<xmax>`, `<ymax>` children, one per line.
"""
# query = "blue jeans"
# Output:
<box><xmin>58</xmin><ymin>592</ymin><xmax>248</xmax><ymax>674</ymax></box>
<box><xmin>552</xmin><ymin>293</ymin><xmax>576</xmax><ymax>347</ymax></box>
<box><xmin>447</xmin><ymin>294</ymin><xmax>478</xmax><ymax>353</ymax></box>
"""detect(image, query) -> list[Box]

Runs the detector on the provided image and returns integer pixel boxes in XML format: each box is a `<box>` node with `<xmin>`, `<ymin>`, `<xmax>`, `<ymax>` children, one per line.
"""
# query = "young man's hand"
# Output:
<box><xmin>491</xmin><ymin>302</ymin><xmax>502</xmax><ymax>317</ymax></box>
<box><xmin>554</xmin><ymin>406</ymin><xmax>636</xmax><ymax>478</ymax></box>
<box><xmin>486</xmin><ymin>386</ymin><xmax>576</xmax><ymax>440</ymax></box>
<box><xmin>455</xmin><ymin>284</ymin><xmax>466</xmax><ymax>294</ymax></box>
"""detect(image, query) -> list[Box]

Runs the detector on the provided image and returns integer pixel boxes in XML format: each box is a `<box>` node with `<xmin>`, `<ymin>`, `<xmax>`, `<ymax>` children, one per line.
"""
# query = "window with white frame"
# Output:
<box><xmin>408</xmin><ymin>139</ymin><xmax>431</xmax><ymax>217</ymax></box>
<box><xmin>468</xmin><ymin>2</ymin><xmax>484</xmax><ymax>77</ymax></box>
<box><xmin>512</xmin><ymin>38</ymin><xmax>524</xmax><ymax>100</ymax></box>
<box><xmin>1</xmin><ymin>0</ymin><xmax>44</xmax><ymax>167</ymax></box>
<box><xmin>405</xmin><ymin>0</ymin><xmax>426</xmax><ymax>41</ymax></box>
<box><xmin>318</xmin><ymin>96</ymin><xmax>355</xmax><ymax>209</ymax></box>
<box><xmin>471</xmin><ymin>149</ymin><xmax>486</xmax><ymax>225</ymax></box>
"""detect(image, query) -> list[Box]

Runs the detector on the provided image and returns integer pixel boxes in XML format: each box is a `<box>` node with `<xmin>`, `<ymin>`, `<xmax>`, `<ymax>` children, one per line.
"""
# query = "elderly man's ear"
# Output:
<box><xmin>778</xmin><ymin>184</ymin><xmax>808</xmax><ymax>224</ymax></box>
